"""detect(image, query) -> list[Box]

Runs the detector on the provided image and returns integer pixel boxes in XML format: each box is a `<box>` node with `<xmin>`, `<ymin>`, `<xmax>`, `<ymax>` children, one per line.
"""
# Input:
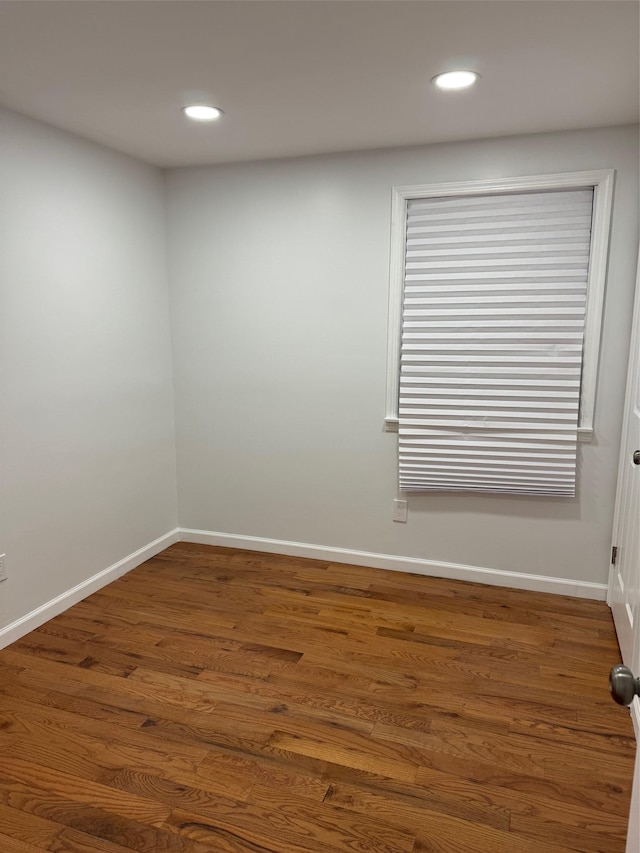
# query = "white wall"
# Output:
<box><xmin>0</xmin><ymin>107</ymin><xmax>178</xmax><ymax>632</ymax></box>
<box><xmin>166</xmin><ymin>125</ymin><xmax>639</xmax><ymax>588</ymax></box>
<box><xmin>0</xmin><ymin>119</ymin><xmax>636</xmax><ymax>631</ymax></box>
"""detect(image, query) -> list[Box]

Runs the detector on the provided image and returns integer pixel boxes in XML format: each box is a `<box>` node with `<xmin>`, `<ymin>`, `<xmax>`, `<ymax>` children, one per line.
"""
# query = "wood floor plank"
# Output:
<box><xmin>0</xmin><ymin>542</ymin><xmax>634</xmax><ymax>852</ymax></box>
<box><xmin>47</xmin><ymin>828</ymin><xmax>139</xmax><ymax>853</ymax></box>
<box><xmin>0</xmin><ymin>757</ymin><xmax>171</xmax><ymax>824</ymax></box>
<box><xmin>0</xmin><ymin>801</ymin><xmax>64</xmax><ymax>847</ymax></box>
<box><xmin>0</xmin><ymin>834</ymin><xmax>50</xmax><ymax>853</ymax></box>
<box><xmin>412</xmin><ymin>748</ymin><xmax>631</xmax><ymax>818</ymax></box>
<box><xmin>161</xmin><ymin>785</ymin><xmax>416</xmax><ymax>853</ymax></box>
<box><xmin>324</xmin><ymin>781</ymin><xmax>581</xmax><ymax>853</ymax></box>
<box><xmin>266</xmin><ymin>729</ymin><xmax>419</xmax><ymax>783</ymax></box>
<box><xmin>2</xmin><ymin>716</ymin><xmax>212</xmax><ymax>793</ymax></box>
<box><xmin>0</xmin><ymin>776</ymin><xmax>177</xmax><ymax>851</ymax></box>
<box><xmin>508</xmin><ymin>715</ymin><xmax>636</xmax><ymax>757</ymax></box>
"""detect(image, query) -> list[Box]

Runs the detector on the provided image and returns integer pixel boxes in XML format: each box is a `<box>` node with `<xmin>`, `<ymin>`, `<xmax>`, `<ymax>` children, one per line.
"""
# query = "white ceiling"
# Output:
<box><xmin>0</xmin><ymin>1</ymin><xmax>637</xmax><ymax>168</ymax></box>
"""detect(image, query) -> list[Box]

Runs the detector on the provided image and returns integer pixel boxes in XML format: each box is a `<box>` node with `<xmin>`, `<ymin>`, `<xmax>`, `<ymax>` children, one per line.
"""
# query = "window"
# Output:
<box><xmin>384</xmin><ymin>171</ymin><xmax>614</xmax><ymax>495</ymax></box>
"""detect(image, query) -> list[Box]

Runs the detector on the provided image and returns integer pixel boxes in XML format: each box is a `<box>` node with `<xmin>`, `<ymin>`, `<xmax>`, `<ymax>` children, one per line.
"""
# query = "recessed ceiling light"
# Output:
<box><xmin>182</xmin><ymin>105</ymin><xmax>224</xmax><ymax>121</ymax></box>
<box><xmin>432</xmin><ymin>71</ymin><xmax>480</xmax><ymax>91</ymax></box>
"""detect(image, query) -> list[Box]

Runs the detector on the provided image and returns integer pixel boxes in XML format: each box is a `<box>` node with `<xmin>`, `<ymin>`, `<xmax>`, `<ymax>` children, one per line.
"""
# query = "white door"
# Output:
<box><xmin>610</xmin><ymin>247</ymin><xmax>640</xmax><ymax>673</ymax></box>
<box><xmin>608</xmin><ymin>249</ymin><xmax>640</xmax><ymax>853</ymax></box>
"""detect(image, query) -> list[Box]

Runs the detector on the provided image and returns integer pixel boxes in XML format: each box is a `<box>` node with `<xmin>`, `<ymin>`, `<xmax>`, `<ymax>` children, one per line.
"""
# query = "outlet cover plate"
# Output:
<box><xmin>393</xmin><ymin>500</ymin><xmax>408</xmax><ymax>523</ymax></box>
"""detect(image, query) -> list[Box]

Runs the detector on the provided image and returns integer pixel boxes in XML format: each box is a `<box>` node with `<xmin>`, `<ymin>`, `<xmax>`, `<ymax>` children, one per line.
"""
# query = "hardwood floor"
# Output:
<box><xmin>0</xmin><ymin>542</ymin><xmax>635</xmax><ymax>853</ymax></box>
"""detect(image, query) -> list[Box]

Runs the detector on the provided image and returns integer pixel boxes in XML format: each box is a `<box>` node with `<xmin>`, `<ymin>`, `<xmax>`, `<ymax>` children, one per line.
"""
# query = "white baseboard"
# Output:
<box><xmin>179</xmin><ymin>528</ymin><xmax>608</xmax><ymax>601</ymax></box>
<box><xmin>0</xmin><ymin>525</ymin><xmax>608</xmax><ymax>650</ymax></box>
<box><xmin>0</xmin><ymin>528</ymin><xmax>180</xmax><ymax>649</ymax></box>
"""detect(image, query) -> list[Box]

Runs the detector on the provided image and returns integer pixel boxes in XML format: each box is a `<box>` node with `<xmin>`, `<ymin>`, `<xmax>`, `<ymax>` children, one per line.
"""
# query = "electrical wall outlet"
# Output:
<box><xmin>393</xmin><ymin>499</ymin><xmax>408</xmax><ymax>523</ymax></box>
<box><xmin>0</xmin><ymin>555</ymin><xmax>6</xmax><ymax>582</ymax></box>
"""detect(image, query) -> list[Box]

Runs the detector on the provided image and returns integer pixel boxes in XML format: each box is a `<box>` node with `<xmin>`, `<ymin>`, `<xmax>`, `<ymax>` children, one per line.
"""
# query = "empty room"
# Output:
<box><xmin>1</xmin><ymin>1</ymin><xmax>639</xmax><ymax>851</ymax></box>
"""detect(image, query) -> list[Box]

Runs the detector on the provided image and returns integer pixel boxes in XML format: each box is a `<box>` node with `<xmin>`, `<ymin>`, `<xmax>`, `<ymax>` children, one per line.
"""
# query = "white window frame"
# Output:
<box><xmin>384</xmin><ymin>170</ymin><xmax>615</xmax><ymax>442</ymax></box>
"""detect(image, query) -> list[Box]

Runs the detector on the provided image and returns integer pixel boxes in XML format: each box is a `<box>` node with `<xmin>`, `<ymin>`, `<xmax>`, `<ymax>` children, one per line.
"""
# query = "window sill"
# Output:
<box><xmin>384</xmin><ymin>417</ymin><xmax>593</xmax><ymax>443</ymax></box>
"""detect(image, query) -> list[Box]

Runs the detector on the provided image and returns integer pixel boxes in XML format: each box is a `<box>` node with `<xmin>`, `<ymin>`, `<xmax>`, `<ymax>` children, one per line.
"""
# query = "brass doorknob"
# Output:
<box><xmin>610</xmin><ymin>664</ymin><xmax>640</xmax><ymax>706</ymax></box>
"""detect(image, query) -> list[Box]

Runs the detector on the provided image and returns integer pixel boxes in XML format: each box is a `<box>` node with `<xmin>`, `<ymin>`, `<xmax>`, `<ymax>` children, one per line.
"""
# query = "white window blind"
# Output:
<box><xmin>399</xmin><ymin>188</ymin><xmax>594</xmax><ymax>496</ymax></box>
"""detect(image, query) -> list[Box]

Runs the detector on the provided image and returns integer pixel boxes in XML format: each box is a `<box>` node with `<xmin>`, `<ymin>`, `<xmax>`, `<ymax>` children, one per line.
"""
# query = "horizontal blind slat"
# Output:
<box><xmin>406</xmin><ymin>216</ymin><xmax>592</xmax><ymax>235</ymax></box>
<box><xmin>407</xmin><ymin>229</ymin><xmax>592</xmax><ymax>246</ymax></box>
<box><xmin>407</xmin><ymin>189</ymin><xmax>593</xmax><ymax>211</ymax></box>
<box><xmin>405</xmin><ymin>244</ymin><xmax>591</xmax><ymax>257</ymax></box>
